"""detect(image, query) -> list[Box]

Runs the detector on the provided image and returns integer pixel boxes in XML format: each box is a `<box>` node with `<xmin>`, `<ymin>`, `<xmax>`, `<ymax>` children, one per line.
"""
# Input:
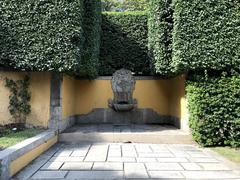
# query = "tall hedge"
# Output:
<box><xmin>0</xmin><ymin>0</ymin><xmax>101</xmax><ymax>77</ymax></box>
<box><xmin>186</xmin><ymin>74</ymin><xmax>240</xmax><ymax>147</ymax></box>
<box><xmin>0</xmin><ymin>0</ymin><xmax>83</xmax><ymax>73</ymax></box>
<box><xmin>172</xmin><ymin>0</ymin><xmax>240</xmax><ymax>73</ymax></box>
<box><xmin>80</xmin><ymin>0</ymin><xmax>101</xmax><ymax>78</ymax></box>
<box><xmin>99</xmin><ymin>12</ymin><xmax>150</xmax><ymax>75</ymax></box>
<box><xmin>148</xmin><ymin>0</ymin><xmax>174</xmax><ymax>76</ymax></box>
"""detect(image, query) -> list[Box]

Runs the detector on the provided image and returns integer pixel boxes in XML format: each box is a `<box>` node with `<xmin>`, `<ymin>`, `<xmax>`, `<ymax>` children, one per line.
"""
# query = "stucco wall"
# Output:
<box><xmin>74</xmin><ymin>80</ymin><xmax>113</xmax><ymax>115</ymax></box>
<box><xmin>134</xmin><ymin>79</ymin><xmax>170</xmax><ymax>115</ymax></box>
<box><xmin>0</xmin><ymin>72</ymin><xmax>51</xmax><ymax>128</ymax></box>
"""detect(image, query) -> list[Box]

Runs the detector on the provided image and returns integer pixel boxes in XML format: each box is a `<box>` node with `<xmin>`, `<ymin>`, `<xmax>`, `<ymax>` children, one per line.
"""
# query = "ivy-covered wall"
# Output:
<box><xmin>99</xmin><ymin>12</ymin><xmax>150</xmax><ymax>75</ymax></box>
<box><xmin>148</xmin><ymin>0</ymin><xmax>173</xmax><ymax>76</ymax></box>
<box><xmin>172</xmin><ymin>0</ymin><xmax>240</xmax><ymax>74</ymax></box>
<box><xmin>0</xmin><ymin>0</ymin><xmax>101</xmax><ymax>77</ymax></box>
<box><xmin>186</xmin><ymin>74</ymin><xmax>240</xmax><ymax>147</ymax></box>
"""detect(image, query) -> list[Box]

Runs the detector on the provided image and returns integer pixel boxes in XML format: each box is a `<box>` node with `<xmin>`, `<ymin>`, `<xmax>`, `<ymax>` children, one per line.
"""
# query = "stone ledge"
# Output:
<box><xmin>0</xmin><ymin>130</ymin><xmax>57</xmax><ymax>180</ymax></box>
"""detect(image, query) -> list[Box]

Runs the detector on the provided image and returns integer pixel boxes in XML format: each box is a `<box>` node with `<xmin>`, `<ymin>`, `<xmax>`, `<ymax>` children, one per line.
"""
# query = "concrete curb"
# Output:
<box><xmin>0</xmin><ymin>130</ymin><xmax>57</xmax><ymax>180</ymax></box>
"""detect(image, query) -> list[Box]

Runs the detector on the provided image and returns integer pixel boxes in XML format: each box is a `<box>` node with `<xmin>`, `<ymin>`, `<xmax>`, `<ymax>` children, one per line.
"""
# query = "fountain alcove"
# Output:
<box><xmin>73</xmin><ymin>69</ymin><xmax>180</xmax><ymax>128</ymax></box>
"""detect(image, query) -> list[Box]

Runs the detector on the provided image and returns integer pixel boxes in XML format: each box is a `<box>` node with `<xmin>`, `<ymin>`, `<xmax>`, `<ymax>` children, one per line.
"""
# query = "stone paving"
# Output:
<box><xmin>14</xmin><ymin>143</ymin><xmax>240</xmax><ymax>179</ymax></box>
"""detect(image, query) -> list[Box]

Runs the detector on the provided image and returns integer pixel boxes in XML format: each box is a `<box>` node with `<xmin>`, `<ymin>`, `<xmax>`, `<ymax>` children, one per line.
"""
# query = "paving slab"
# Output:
<box><xmin>138</xmin><ymin>152</ymin><xmax>174</xmax><ymax>158</ymax></box>
<box><xmin>54</xmin><ymin>150</ymin><xmax>73</xmax><ymax>157</ymax></box>
<box><xmin>108</xmin><ymin>144</ymin><xmax>122</xmax><ymax>157</ymax></box>
<box><xmin>92</xmin><ymin>162</ymin><xmax>123</xmax><ymax>171</ymax></box>
<box><xmin>135</xmin><ymin>144</ymin><xmax>153</xmax><ymax>153</ymax></box>
<box><xmin>186</xmin><ymin>151</ymin><xmax>210</xmax><ymax>158</ymax></box>
<box><xmin>107</xmin><ymin>157</ymin><xmax>136</xmax><ymax>162</ymax></box>
<box><xmin>31</xmin><ymin>171</ymin><xmax>68</xmax><ymax>179</ymax></box>
<box><xmin>66</xmin><ymin>171</ymin><xmax>124</xmax><ymax>179</ymax></box>
<box><xmin>71</xmin><ymin>149</ymin><xmax>89</xmax><ymax>157</ymax></box>
<box><xmin>157</xmin><ymin>157</ymin><xmax>189</xmax><ymax>163</ymax></box>
<box><xmin>136</xmin><ymin>157</ymin><xmax>157</xmax><ymax>162</ymax></box>
<box><xmin>145</xmin><ymin>162</ymin><xmax>184</xmax><ymax>171</ymax></box>
<box><xmin>84</xmin><ymin>145</ymin><xmax>108</xmax><ymax>162</ymax></box>
<box><xmin>124</xmin><ymin>163</ymin><xmax>149</xmax><ymax>178</ymax></box>
<box><xmin>150</xmin><ymin>145</ymin><xmax>169</xmax><ymax>153</ymax></box>
<box><xmin>148</xmin><ymin>171</ymin><xmax>184</xmax><ymax>179</ymax></box>
<box><xmin>122</xmin><ymin>145</ymin><xmax>137</xmax><ymax>157</ymax></box>
<box><xmin>41</xmin><ymin>162</ymin><xmax>63</xmax><ymax>170</ymax></box>
<box><xmin>61</xmin><ymin>162</ymin><xmax>93</xmax><ymax>170</ymax></box>
<box><xmin>180</xmin><ymin>162</ymin><xmax>202</xmax><ymax>170</ymax></box>
<box><xmin>49</xmin><ymin>156</ymin><xmax>84</xmax><ymax>162</ymax></box>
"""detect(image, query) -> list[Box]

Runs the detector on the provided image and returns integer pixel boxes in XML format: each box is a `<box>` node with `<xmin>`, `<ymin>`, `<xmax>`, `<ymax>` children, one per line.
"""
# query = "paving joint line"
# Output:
<box><xmin>83</xmin><ymin>143</ymin><xmax>92</xmax><ymax>162</ymax></box>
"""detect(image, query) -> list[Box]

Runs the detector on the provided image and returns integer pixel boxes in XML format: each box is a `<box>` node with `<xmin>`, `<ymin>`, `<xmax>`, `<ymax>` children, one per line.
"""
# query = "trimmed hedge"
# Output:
<box><xmin>99</xmin><ymin>12</ymin><xmax>150</xmax><ymax>75</ymax></box>
<box><xmin>172</xmin><ymin>0</ymin><xmax>240</xmax><ymax>73</ymax></box>
<box><xmin>0</xmin><ymin>0</ymin><xmax>101</xmax><ymax>77</ymax></box>
<box><xmin>186</xmin><ymin>74</ymin><xmax>240</xmax><ymax>147</ymax></box>
<box><xmin>0</xmin><ymin>0</ymin><xmax>83</xmax><ymax>73</ymax></box>
<box><xmin>148</xmin><ymin>0</ymin><xmax>174</xmax><ymax>76</ymax></box>
<box><xmin>80</xmin><ymin>0</ymin><xmax>101</xmax><ymax>78</ymax></box>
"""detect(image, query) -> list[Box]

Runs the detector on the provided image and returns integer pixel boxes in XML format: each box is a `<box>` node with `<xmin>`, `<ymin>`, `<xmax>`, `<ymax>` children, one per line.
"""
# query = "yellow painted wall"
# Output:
<box><xmin>134</xmin><ymin>80</ymin><xmax>170</xmax><ymax>115</ymax></box>
<box><xmin>0</xmin><ymin>72</ymin><xmax>51</xmax><ymax>127</ymax></box>
<box><xmin>74</xmin><ymin>80</ymin><xmax>113</xmax><ymax>115</ymax></box>
<box><xmin>10</xmin><ymin>135</ymin><xmax>58</xmax><ymax>176</ymax></box>
<box><xmin>28</xmin><ymin>72</ymin><xmax>51</xmax><ymax>127</ymax></box>
<box><xmin>168</xmin><ymin>75</ymin><xmax>186</xmax><ymax>118</ymax></box>
<box><xmin>62</xmin><ymin>75</ymin><xmax>187</xmax><ymax>121</ymax></box>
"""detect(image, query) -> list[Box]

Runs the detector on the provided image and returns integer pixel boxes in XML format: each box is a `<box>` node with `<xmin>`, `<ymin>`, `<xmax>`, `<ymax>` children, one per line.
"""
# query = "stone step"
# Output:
<box><xmin>59</xmin><ymin>132</ymin><xmax>194</xmax><ymax>144</ymax></box>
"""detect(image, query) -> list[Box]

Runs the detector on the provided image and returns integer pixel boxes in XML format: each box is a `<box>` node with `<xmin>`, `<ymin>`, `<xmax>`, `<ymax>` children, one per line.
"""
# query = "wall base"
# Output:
<box><xmin>73</xmin><ymin>108</ymin><xmax>180</xmax><ymax>129</ymax></box>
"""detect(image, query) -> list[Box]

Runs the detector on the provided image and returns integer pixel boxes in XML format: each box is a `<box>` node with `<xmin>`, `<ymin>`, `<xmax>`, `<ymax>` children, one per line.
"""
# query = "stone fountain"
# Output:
<box><xmin>108</xmin><ymin>69</ymin><xmax>137</xmax><ymax>111</ymax></box>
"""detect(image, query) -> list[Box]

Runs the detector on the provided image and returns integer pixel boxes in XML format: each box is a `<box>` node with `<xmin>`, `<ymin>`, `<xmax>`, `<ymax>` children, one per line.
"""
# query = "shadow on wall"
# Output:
<box><xmin>168</xmin><ymin>75</ymin><xmax>188</xmax><ymax>129</ymax></box>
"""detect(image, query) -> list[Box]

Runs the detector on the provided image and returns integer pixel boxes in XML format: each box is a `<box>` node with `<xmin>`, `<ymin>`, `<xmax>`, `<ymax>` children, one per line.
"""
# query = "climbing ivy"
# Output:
<box><xmin>5</xmin><ymin>75</ymin><xmax>31</xmax><ymax>125</ymax></box>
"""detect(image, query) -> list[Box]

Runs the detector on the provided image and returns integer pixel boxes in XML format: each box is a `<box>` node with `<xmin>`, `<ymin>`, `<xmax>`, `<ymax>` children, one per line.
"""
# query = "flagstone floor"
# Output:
<box><xmin>14</xmin><ymin>143</ymin><xmax>240</xmax><ymax>179</ymax></box>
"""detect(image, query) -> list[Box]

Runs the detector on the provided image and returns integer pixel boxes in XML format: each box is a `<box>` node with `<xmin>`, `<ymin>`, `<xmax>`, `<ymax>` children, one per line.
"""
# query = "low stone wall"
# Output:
<box><xmin>0</xmin><ymin>130</ymin><xmax>57</xmax><ymax>179</ymax></box>
<box><xmin>74</xmin><ymin>108</ymin><xmax>180</xmax><ymax>128</ymax></box>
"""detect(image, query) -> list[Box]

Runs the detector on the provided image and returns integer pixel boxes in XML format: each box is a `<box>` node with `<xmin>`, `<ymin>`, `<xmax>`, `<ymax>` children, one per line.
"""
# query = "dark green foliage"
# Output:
<box><xmin>99</xmin><ymin>12</ymin><xmax>150</xmax><ymax>75</ymax></box>
<box><xmin>148</xmin><ymin>0</ymin><xmax>174</xmax><ymax>76</ymax></box>
<box><xmin>186</xmin><ymin>74</ymin><xmax>240</xmax><ymax>147</ymax></box>
<box><xmin>102</xmin><ymin>0</ymin><xmax>148</xmax><ymax>12</ymax></box>
<box><xmin>0</xmin><ymin>0</ymin><xmax>84</xmax><ymax>73</ymax></box>
<box><xmin>79</xmin><ymin>0</ymin><xmax>102</xmax><ymax>78</ymax></box>
<box><xmin>5</xmin><ymin>75</ymin><xmax>31</xmax><ymax>124</ymax></box>
<box><xmin>172</xmin><ymin>0</ymin><xmax>240</xmax><ymax>73</ymax></box>
<box><xmin>0</xmin><ymin>0</ymin><xmax>101</xmax><ymax>77</ymax></box>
